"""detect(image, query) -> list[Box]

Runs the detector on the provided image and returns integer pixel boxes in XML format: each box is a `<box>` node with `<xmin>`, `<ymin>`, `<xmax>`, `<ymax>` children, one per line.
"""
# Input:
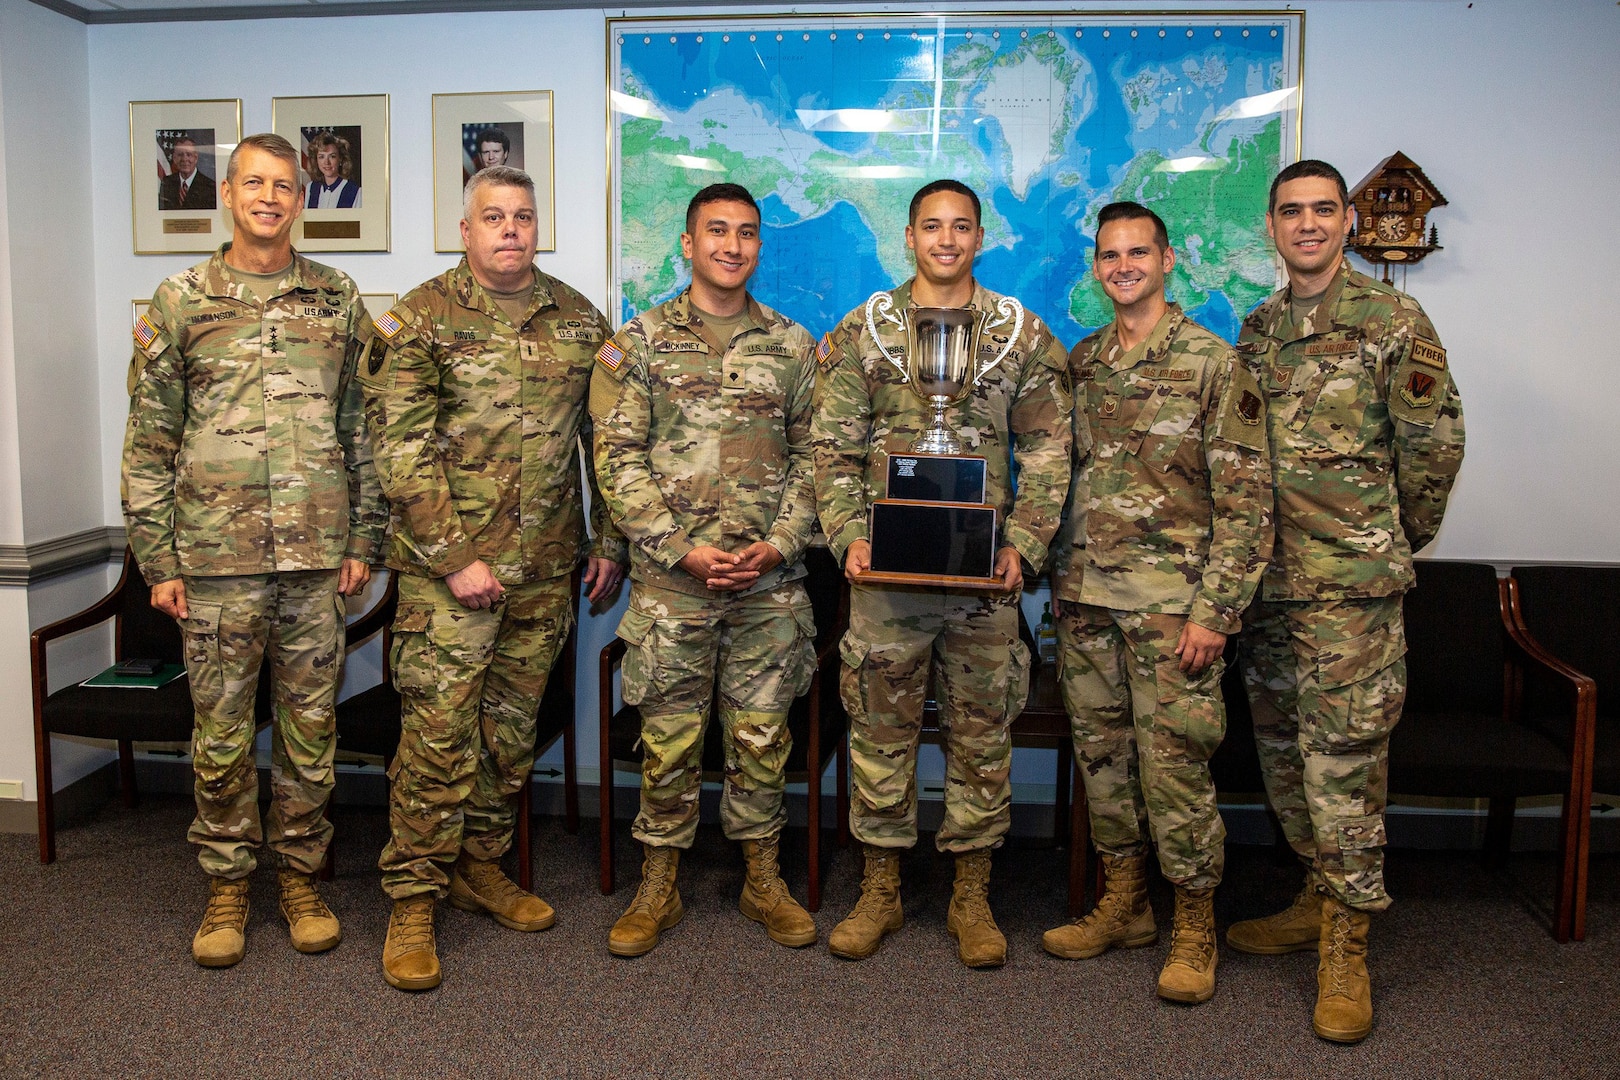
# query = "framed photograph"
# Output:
<box><xmin>129</xmin><ymin>98</ymin><xmax>242</xmax><ymax>255</ymax></box>
<box><xmin>132</xmin><ymin>300</ymin><xmax>150</xmax><ymax>328</ymax></box>
<box><xmin>608</xmin><ymin>13</ymin><xmax>1301</xmax><ymax>344</ymax></box>
<box><xmin>360</xmin><ymin>293</ymin><xmax>397</xmax><ymax>320</ymax></box>
<box><xmin>273</xmin><ymin>94</ymin><xmax>390</xmax><ymax>253</ymax></box>
<box><xmin>431</xmin><ymin>90</ymin><xmax>554</xmax><ymax>253</ymax></box>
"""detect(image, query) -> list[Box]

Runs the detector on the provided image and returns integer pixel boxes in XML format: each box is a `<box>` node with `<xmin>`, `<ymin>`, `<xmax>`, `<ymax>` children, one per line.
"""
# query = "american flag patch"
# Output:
<box><xmin>133</xmin><ymin>314</ymin><xmax>159</xmax><ymax>350</ymax></box>
<box><xmin>816</xmin><ymin>334</ymin><xmax>832</xmax><ymax>362</ymax></box>
<box><xmin>374</xmin><ymin>309</ymin><xmax>405</xmax><ymax>339</ymax></box>
<box><xmin>596</xmin><ymin>340</ymin><xmax>625</xmax><ymax>372</ymax></box>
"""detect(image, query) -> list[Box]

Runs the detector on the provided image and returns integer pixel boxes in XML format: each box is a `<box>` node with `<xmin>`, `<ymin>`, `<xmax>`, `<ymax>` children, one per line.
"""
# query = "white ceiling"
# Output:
<box><xmin>30</xmin><ymin>0</ymin><xmax>678</xmax><ymax>23</ymax></box>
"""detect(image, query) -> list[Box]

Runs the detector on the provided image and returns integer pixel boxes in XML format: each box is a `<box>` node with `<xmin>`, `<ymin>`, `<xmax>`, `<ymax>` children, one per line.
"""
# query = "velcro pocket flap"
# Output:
<box><xmin>1316</xmin><ymin>620</ymin><xmax>1406</xmax><ymax>692</ymax></box>
<box><xmin>615</xmin><ymin>605</ymin><xmax>656</xmax><ymax>647</ymax></box>
<box><xmin>392</xmin><ymin>602</ymin><xmax>432</xmax><ymax>635</ymax></box>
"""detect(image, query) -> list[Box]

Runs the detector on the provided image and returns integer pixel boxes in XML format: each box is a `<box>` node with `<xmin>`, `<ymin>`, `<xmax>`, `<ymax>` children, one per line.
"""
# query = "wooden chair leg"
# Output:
<box><xmin>836</xmin><ymin>730</ymin><xmax>850</xmax><ymax>848</ymax></box>
<box><xmin>118</xmin><ymin>740</ymin><xmax>138</xmax><ymax>808</ymax></box>
<box><xmin>35</xmin><ymin>729</ymin><xmax>56</xmax><ymax>865</ymax></box>
<box><xmin>517</xmin><ymin>777</ymin><xmax>533</xmax><ymax>893</ymax></box>
<box><xmin>1068</xmin><ymin>756</ymin><xmax>1089</xmax><ymax>918</ymax></box>
<box><xmin>1054</xmin><ymin>738</ymin><xmax>1072</xmax><ymax>847</ymax></box>
<box><xmin>599</xmin><ymin>738</ymin><xmax>616</xmax><ymax>895</ymax></box>
<box><xmin>807</xmin><ymin>725</ymin><xmax>823</xmax><ymax>913</ymax></box>
<box><xmin>562</xmin><ymin>720</ymin><xmax>580</xmax><ymax>835</ymax></box>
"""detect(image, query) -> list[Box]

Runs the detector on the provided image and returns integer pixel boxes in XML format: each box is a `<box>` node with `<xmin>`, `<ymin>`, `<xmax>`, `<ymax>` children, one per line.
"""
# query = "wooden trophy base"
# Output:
<box><xmin>856</xmin><ymin>498</ymin><xmax>1003</xmax><ymax>590</ymax></box>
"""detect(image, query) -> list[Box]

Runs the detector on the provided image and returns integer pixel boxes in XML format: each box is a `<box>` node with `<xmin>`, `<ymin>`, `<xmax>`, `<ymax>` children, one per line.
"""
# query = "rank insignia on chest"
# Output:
<box><xmin>595</xmin><ymin>340</ymin><xmax>626</xmax><ymax>372</ymax></box>
<box><xmin>1099</xmin><ymin>395</ymin><xmax>1119</xmax><ymax>419</ymax></box>
<box><xmin>1272</xmin><ymin>366</ymin><xmax>1295</xmax><ymax>388</ymax></box>
<box><xmin>1237</xmin><ymin>389</ymin><xmax>1263</xmax><ymax>425</ymax></box>
<box><xmin>1400</xmin><ymin>370</ymin><xmax>1438</xmax><ymax>408</ymax></box>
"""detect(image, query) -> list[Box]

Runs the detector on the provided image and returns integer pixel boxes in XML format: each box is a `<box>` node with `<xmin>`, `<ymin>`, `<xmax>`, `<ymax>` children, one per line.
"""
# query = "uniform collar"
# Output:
<box><xmin>449</xmin><ymin>259</ymin><xmax>557</xmax><ymax>327</ymax></box>
<box><xmin>1098</xmin><ymin>303</ymin><xmax>1184</xmax><ymax>371</ymax></box>
<box><xmin>1272</xmin><ymin>259</ymin><xmax>1354</xmax><ymax>343</ymax></box>
<box><xmin>666</xmin><ymin>287</ymin><xmax>767</xmax><ymax>336</ymax></box>
<box><xmin>201</xmin><ymin>243</ymin><xmax>306</xmax><ymax>303</ymax></box>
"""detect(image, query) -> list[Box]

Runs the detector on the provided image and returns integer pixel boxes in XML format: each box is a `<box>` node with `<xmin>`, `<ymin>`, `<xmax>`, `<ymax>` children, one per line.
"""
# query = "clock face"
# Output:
<box><xmin>1376</xmin><ymin>213</ymin><xmax>1411</xmax><ymax>243</ymax></box>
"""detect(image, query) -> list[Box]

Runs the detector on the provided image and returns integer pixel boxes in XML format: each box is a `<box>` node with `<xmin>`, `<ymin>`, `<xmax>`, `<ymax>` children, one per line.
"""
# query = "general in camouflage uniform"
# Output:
<box><xmin>1226</xmin><ymin>161</ymin><xmax>1465</xmax><ymax>1043</ymax></box>
<box><xmin>1039</xmin><ymin>203</ymin><xmax>1273</xmax><ymax>1004</ymax></box>
<box><xmin>121</xmin><ymin>134</ymin><xmax>384</xmax><ymax>968</ymax></box>
<box><xmin>591</xmin><ymin>184</ymin><xmax>820</xmax><ymax>955</ymax></box>
<box><xmin>362</xmin><ymin>166</ymin><xmax>626</xmax><ymax>991</ymax></box>
<box><xmin>812</xmin><ymin>181</ymin><xmax>1071</xmax><ymax>967</ymax></box>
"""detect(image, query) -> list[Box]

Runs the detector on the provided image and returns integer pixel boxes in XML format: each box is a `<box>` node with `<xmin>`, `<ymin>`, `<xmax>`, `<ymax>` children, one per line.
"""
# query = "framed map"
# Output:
<box><xmin>608</xmin><ymin>13</ymin><xmax>1302</xmax><ymax>344</ymax></box>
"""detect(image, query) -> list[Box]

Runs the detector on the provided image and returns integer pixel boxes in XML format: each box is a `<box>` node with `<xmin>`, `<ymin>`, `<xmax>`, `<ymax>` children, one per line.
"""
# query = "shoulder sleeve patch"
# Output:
<box><xmin>356</xmin><ymin>335</ymin><xmax>394</xmax><ymax>388</ymax></box>
<box><xmin>816</xmin><ymin>330</ymin><xmax>842</xmax><ymax>370</ymax></box>
<box><xmin>373</xmin><ymin>307</ymin><xmax>410</xmax><ymax>341</ymax></box>
<box><xmin>1211</xmin><ymin>355</ymin><xmax>1268</xmax><ymax>453</ymax></box>
<box><xmin>1409</xmin><ymin>336</ymin><xmax>1447</xmax><ymax>371</ymax></box>
<box><xmin>1386</xmin><ymin>336</ymin><xmax>1446</xmax><ymax>428</ymax></box>
<box><xmin>596</xmin><ymin>338</ymin><xmax>628</xmax><ymax>375</ymax></box>
<box><xmin>127</xmin><ymin>312</ymin><xmax>174</xmax><ymax>394</ymax></box>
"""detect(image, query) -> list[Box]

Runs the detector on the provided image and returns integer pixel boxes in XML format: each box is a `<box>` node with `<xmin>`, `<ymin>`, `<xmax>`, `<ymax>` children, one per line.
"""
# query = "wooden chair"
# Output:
<box><xmin>30</xmin><ymin>548</ymin><xmax>269</xmax><ymax>864</ymax></box>
<box><xmin>333</xmin><ymin>572</ymin><xmax>581</xmax><ymax>891</ymax></box>
<box><xmin>1504</xmin><ymin>564</ymin><xmax>1616</xmax><ymax>942</ymax></box>
<box><xmin>597</xmin><ymin>546</ymin><xmax>850</xmax><ymax>911</ymax></box>
<box><xmin>1389</xmin><ymin>560</ymin><xmax>1594</xmax><ymax>942</ymax></box>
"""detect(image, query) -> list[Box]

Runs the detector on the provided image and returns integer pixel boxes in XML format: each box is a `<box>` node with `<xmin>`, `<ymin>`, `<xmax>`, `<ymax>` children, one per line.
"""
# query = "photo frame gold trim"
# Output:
<box><xmin>431</xmin><ymin>90</ymin><xmax>556</xmax><ymax>254</ymax></box>
<box><xmin>129</xmin><ymin>98</ymin><xmax>242</xmax><ymax>255</ymax></box>
<box><xmin>272</xmin><ymin>94</ymin><xmax>391</xmax><ymax>253</ymax></box>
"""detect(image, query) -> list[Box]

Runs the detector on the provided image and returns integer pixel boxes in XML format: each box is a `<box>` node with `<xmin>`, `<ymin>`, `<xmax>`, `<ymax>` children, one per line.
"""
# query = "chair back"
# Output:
<box><xmin>1403</xmin><ymin>560</ymin><xmax>1504</xmax><ymax>717</ymax></box>
<box><xmin>115</xmin><ymin>549</ymin><xmax>184</xmax><ymax>663</ymax></box>
<box><xmin>1513</xmin><ymin>565</ymin><xmax>1620</xmax><ymax>721</ymax></box>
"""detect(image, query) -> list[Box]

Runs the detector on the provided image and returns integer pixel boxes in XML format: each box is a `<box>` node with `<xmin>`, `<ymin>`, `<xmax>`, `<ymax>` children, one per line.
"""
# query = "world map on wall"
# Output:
<box><xmin>610</xmin><ymin>15</ymin><xmax>1300</xmax><ymax>346</ymax></box>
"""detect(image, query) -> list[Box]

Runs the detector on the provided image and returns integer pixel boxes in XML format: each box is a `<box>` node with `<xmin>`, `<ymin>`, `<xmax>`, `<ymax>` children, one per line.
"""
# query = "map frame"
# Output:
<box><xmin>606</xmin><ymin>12</ymin><xmax>1303</xmax><ymax>343</ymax></box>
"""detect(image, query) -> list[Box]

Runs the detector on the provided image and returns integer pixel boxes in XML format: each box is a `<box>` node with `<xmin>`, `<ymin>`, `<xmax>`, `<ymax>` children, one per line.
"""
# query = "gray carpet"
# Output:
<box><xmin>3</xmin><ymin>796</ymin><xmax>1616</xmax><ymax>1079</ymax></box>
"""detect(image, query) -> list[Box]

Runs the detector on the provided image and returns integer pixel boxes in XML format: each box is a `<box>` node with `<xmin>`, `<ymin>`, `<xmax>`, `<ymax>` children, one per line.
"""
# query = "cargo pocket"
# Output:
<box><xmin>1337</xmin><ymin>811</ymin><xmax>1387</xmax><ymax>851</ymax></box>
<box><xmin>615</xmin><ymin>605</ymin><xmax>657</xmax><ymax>707</ymax></box>
<box><xmin>1004</xmin><ymin>638</ymin><xmax>1031</xmax><ymax>723</ymax></box>
<box><xmin>389</xmin><ymin>602</ymin><xmax>437</xmax><ymax>698</ymax></box>
<box><xmin>1316</xmin><ymin>619</ymin><xmax>1407</xmax><ymax>746</ymax></box>
<box><xmin>179</xmin><ymin>601</ymin><xmax>225</xmax><ymax>712</ymax></box>
<box><xmin>784</xmin><ymin>598</ymin><xmax>819</xmax><ymax>699</ymax></box>
<box><xmin>838</xmin><ymin>630</ymin><xmax>871</xmax><ymax>721</ymax></box>
<box><xmin>1154</xmin><ymin>655</ymin><xmax>1226</xmax><ymax>763</ymax></box>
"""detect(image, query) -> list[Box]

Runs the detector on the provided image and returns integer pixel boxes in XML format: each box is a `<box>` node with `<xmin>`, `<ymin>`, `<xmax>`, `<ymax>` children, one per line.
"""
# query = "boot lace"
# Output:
<box><xmin>953</xmin><ymin>859</ymin><xmax>994</xmax><ymax>927</ymax></box>
<box><xmin>1323</xmin><ymin>907</ymin><xmax>1354</xmax><ymax>998</ymax></box>
<box><xmin>200</xmin><ymin>880</ymin><xmax>249</xmax><ymax>935</ymax></box>
<box><xmin>462</xmin><ymin>859</ymin><xmax>526</xmax><ymax>906</ymax></box>
<box><xmin>279</xmin><ymin>873</ymin><xmax>331</xmax><ymax>923</ymax></box>
<box><xmin>848</xmin><ymin>853</ymin><xmax>898</xmax><ymax>921</ymax></box>
<box><xmin>749</xmin><ymin>839</ymin><xmax>792</xmax><ymax>909</ymax></box>
<box><xmin>389</xmin><ymin>899</ymin><xmax>435</xmax><ymax>953</ymax></box>
<box><xmin>1166</xmin><ymin>892</ymin><xmax>1215</xmax><ymax>967</ymax></box>
<box><xmin>627</xmin><ymin>850</ymin><xmax>675</xmax><ymax>916</ymax></box>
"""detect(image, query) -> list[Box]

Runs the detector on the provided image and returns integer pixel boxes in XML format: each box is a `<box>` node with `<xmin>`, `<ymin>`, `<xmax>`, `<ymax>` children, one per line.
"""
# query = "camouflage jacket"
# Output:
<box><xmin>1051</xmin><ymin>305</ymin><xmax>1273</xmax><ymax>634</ymax></box>
<box><xmin>1239</xmin><ymin>261</ymin><xmax>1465</xmax><ymax>601</ymax></box>
<box><xmin>359</xmin><ymin>260</ymin><xmax>626</xmax><ymax>584</ymax></box>
<box><xmin>812</xmin><ymin>279</ymin><xmax>1072</xmax><ymax>571</ymax></box>
<box><xmin>121</xmin><ymin>245</ymin><xmax>385</xmax><ymax>584</ymax></box>
<box><xmin>590</xmin><ymin>289</ymin><xmax>817</xmax><ymax>599</ymax></box>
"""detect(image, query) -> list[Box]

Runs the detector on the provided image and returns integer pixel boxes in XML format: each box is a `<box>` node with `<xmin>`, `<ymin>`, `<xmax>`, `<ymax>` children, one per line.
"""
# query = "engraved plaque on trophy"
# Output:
<box><xmin>855</xmin><ymin>294</ymin><xmax>1023</xmax><ymax>588</ymax></box>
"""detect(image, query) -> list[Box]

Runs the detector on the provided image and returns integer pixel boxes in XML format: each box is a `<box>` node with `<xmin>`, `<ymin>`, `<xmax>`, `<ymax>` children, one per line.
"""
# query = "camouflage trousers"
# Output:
<box><xmin>840</xmin><ymin>585</ymin><xmax>1028</xmax><ymax>854</ymax></box>
<box><xmin>1057</xmin><ymin>605</ymin><xmax>1227</xmax><ymax>888</ymax></box>
<box><xmin>618</xmin><ymin>581</ymin><xmax>816</xmax><ymax>848</ymax></box>
<box><xmin>379</xmin><ymin>572</ymin><xmax>573</xmax><ymax>899</ymax></box>
<box><xmin>1240</xmin><ymin>595</ymin><xmax>1406</xmax><ymax>912</ymax></box>
<box><xmin>179</xmin><ymin>571</ymin><xmax>345</xmax><ymax>878</ymax></box>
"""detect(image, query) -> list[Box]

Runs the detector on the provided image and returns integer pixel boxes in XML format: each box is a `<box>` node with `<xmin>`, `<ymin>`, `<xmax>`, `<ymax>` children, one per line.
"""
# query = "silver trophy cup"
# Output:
<box><xmin>866</xmin><ymin>293</ymin><xmax>1025</xmax><ymax>454</ymax></box>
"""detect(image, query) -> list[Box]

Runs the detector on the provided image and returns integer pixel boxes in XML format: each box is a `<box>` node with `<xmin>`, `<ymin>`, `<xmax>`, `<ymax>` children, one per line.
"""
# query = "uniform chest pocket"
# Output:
<box><xmin>1299</xmin><ymin>346</ymin><xmax>1375</xmax><ymax>456</ymax></box>
<box><xmin>1133</xmin><ymin>387</ymin><xmax>1201</xmax><ymax>473</ymax></box>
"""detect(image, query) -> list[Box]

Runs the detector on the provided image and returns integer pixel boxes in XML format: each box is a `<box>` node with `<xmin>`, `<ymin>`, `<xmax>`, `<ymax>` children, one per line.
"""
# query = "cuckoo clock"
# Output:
<box><xmin>1346</xmin><ymin>151</ymin><xmax>1447</xmax><ymax>284</ymax></box>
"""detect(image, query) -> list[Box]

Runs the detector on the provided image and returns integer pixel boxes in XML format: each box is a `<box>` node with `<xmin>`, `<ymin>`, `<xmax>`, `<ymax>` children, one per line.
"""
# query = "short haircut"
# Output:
<box><xmin>308</xmin><ymin>131</ymin><xmax>353</xmax><ymax>181</ymax></box>
<box><xmin>227</xmin><ymin>132</ymin><xmax>302</xmax><ymax>188</ymax></box>
<box><xmin>684</xmin><ymin>183</ymin><xmax>760</xmax><ymax>235</ymax></box>
<box><xmin>1096</xmin><ymin>201</ymin><xmax>1169</xmax><ymax>251</ymax></box>
<box><xmin>1269</xmin><ymin>159</ymin><xmax>1350</xmax><ymax>211</ymax></box>
<box><xmin>478</xmin><ymin>127</ymin><xmax>511</xmax><ymax>152</ymax></box>
<box><xmin>463</xmin><ymin>165</ymin><xmax>536</xmax><ymax>222</ymax></box>
<box><xmin>909</xmin><ymin>179</ymin><xmax>981</xmax><ymax>226</ymax></box>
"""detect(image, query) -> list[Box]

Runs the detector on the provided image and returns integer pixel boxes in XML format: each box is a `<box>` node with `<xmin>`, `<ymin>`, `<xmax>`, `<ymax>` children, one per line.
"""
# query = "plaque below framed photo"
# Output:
<box><xmin>861</xmin><ymin>500</ymin><xmax>999</xmax><ymax>587</ymax></box>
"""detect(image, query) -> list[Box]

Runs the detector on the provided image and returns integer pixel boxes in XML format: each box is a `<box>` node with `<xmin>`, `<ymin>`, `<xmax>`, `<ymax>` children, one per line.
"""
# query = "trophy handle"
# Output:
<box><xmin>866</xmin><ymin>292</ymin><xmax>910</xmax><ymax>383</ymax></box>
<box><xmin>973</xmin><ymin>296</ymin><xmax>1025</xmax><ymax>385</ymax></box>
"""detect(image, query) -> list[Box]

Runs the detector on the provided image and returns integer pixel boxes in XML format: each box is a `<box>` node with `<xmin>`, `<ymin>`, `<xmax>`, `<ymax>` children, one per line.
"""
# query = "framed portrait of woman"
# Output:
<box><xmin>272</xmin><ymin>94</ymin><xmax>390</xmax><ymax>252</ymax></box>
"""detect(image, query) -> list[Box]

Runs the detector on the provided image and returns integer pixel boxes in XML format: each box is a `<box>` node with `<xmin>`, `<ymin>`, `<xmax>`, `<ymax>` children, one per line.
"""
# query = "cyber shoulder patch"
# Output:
<box><xmin>1399</xmin><ymin>369</ymin><xmax>1438</xmax><ymax>409</ymax></box>
<box><xmin>373</xmin><ymin>307</ymin><xmax>409</xmax><ymax>340</ymax></box>
<box><xmin>1409</xmin><ymin>337</ymin><xmax>1447</xmax><ymax>371</ymax></box>
<box><xmin>596</xmin><ymin>339</ymin><xmax>626</xmax><ymax>372</ymax></box>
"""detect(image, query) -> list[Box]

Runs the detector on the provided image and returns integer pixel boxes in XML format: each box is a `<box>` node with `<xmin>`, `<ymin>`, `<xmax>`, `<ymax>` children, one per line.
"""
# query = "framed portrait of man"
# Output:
<box><xmin>272</xmin><ymin>94</ymin><xmax>391</xmax><ymax>253</ymax></box>
<box><xmin>431</xmin><ymin>90</ymin><xmax>554</xmax><ymax>253</ymax></box>
<box><xmin>129</xmin><ymin>99</ymin><xmax>241</xmax><ymax>254</ymax></box>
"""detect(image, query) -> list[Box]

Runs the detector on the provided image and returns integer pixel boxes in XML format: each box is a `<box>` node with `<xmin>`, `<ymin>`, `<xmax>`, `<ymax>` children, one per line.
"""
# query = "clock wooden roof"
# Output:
<box><xmin>1350</xmin><ymin>151</ymin><xmax>1448</xmax><ymax>207</ymax></box>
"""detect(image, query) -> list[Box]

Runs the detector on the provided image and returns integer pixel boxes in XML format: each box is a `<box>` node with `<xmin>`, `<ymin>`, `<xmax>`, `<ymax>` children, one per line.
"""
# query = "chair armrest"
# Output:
<box><xmin>1498</xmin><ymin>576</ymin><xmax>1597</xmax><ymax>809</ymax></box>
<box><xmin>343</xmin><ymin>574</ymin><xmax>399</xmax><ymax>655</ymax></box>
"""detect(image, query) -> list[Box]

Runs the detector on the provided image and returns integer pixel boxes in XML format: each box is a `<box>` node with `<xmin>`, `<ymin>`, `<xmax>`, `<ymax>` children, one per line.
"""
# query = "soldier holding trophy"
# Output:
<box><xmin>811</xmin><ymin>180</ymin><xmax>1072</xmax><ymax>967</ymax></box>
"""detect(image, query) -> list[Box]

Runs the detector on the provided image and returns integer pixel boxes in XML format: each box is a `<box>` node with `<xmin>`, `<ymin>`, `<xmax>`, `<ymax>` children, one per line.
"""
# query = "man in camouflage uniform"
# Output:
<box><xmin>812</xmin><ymin>180</ymin><xmax>1072</xmax><ymax>967</ymax></box>
<box><xmin>1227</xmin><ymin>160</ymin><xmax>1465</xmax><ymax>1042</ymax></box>
<box><xmin>122</xmin><ymin>133</ymin><xmax>384</xmax><ymax>968</ymax></box>
<box><xmin>1040</xmin><ymin>202</ymin><xmax>1272</xmax><ymax>1003</ymax></box>
<box><xmin>361</xmin><ymin>165</ymin><xmax>626</xmax><ymax>991</ymax></box>
<box><xmin>591</xmin><ymin>183</ymin><xmax>819</xmax><ymax>956</ymax></box>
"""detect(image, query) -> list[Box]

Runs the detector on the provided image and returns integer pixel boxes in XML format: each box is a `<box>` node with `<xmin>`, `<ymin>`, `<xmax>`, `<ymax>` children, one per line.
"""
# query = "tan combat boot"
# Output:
<box><xmin>1226</xmin><ymin>873</ymin><xmax>1322</xmax><ymax>955</ymax></box>
<box><xmin>449</xmin><ymin>852</ymin><xmax>556</xmax><ymax>931</ymax></box>
<box><xmin>608</xmin><ymin>845</ymin><xmax>683</xmax><ymax>957</ymax></box>
<box><xmin>1157</xmin><ymin>885</ymin><xmax>1218</xmax><ymax>1003</ymax></box>
<box><xmin>828</xmin><ymin>843</ymin><xmax>903</xmax><ymax>960</ymax></box>
<box><xmin>277</xmin><ymin>870</ymin><xmax>341</xmax><ymax>954</ymax></box>
<box><xmin>1042</xmin><ymin>852</ymin><xmax>1158</xmax><ymax>960</ymax></box>
<box><xmin>382</xmin><ymin>895</ymin><xmax>441</xmax><ymax>991</ymax></box>
<box><xmin>947</xmin><ymin>850</ymin><xmax>1007</xmax><ymax>968</ymax></box>
<box><xmin>1314</xmin><ymin>896</ymin><xmax>1373</xmax><ymax>1043</ymax></box>
<box><xmin>739</xmin><ymin>835</ymin><xmax>817</xmax><ymax>947</ymax></box>
<box><xmin>192</xmin><ymin>876</ymin><xmax>251</xmax><ymax>968</ymax></box>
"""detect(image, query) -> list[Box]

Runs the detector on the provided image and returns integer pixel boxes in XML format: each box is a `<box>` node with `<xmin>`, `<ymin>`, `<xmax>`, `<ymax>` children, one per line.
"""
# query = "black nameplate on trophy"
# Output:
<box><xmin>886</xmin><ymin>453</ymin><xmax>987</xmax><ymax>504</ymax></box>
<box><xmin>867</xmin><ymin>500</ymin><xmax>997</xmax><ymax>581</ymax></box>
